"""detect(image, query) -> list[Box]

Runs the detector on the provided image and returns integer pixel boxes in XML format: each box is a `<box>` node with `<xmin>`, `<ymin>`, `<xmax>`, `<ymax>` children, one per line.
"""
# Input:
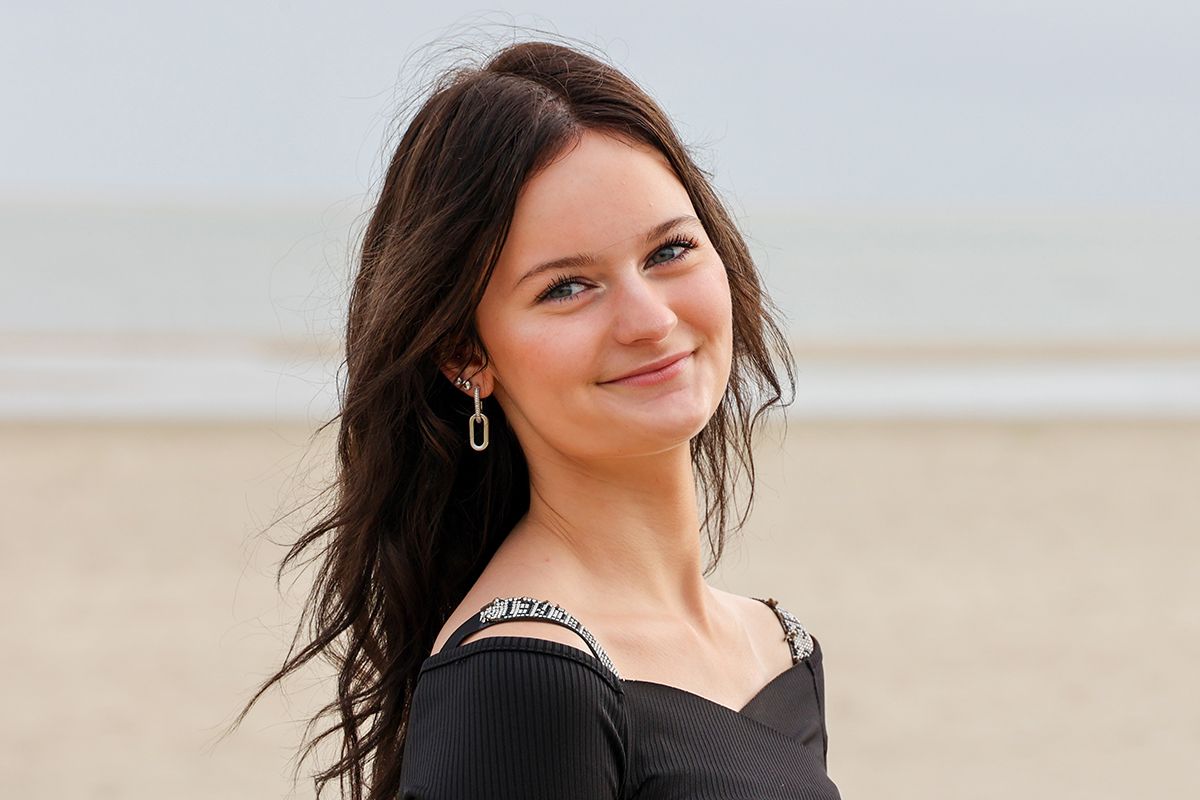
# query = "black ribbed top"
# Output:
<box><xmin>398</xmin><ymin>595</ymin><xmax>841</xmax><ymax>799</ymax></box>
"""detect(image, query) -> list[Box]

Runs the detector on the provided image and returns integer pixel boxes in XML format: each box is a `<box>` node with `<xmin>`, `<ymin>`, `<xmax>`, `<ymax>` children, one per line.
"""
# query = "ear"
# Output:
<box><xmin>440</xmin><ymin>356</ymin><xmax>492</xmax><ymax>398</ymax></box>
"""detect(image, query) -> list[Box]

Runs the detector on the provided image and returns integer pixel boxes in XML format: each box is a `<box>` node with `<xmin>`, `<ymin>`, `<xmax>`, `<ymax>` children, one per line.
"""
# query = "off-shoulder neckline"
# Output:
<box><xmin>418</xmin><ymin>626</ymin><xmax>823</xmax><ymax>722</ymax></box>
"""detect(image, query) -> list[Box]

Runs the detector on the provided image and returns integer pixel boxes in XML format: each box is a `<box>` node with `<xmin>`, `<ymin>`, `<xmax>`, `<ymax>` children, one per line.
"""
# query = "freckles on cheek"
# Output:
<box><xmin>554</xmin><ymin>330</ymin><xmax>608</xmax><ymax>388</ymax></box>
<box><xmin>509</xmin><ymin>328</ymin><xmax>582</xmax><ymax>382</ymax></box>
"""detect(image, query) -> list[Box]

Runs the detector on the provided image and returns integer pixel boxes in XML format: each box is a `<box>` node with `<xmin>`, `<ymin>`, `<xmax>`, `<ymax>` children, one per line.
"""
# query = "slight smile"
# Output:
<box><xmin>599</xmin><ymin>349</ymin><xmax>695</xmax><ymax>387</ymax></box>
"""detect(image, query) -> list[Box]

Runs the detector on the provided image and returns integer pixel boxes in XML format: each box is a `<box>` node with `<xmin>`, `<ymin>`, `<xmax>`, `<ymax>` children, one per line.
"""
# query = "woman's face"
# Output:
<box><xmin>456</xmin><ymin>129</ymin><xmax>733</xmax><ymax>460</ymax></box>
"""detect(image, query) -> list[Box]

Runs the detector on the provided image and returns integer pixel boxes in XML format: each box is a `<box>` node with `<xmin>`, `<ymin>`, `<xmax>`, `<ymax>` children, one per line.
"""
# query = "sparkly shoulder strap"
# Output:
<box><xmin>444</xmin><ymin>595</ymin><xmax>622</xmax><ymax>680</ymax></box>
<box><xmin>753</xmin><ymin>596</ymin><xmax>815</xmax><ymax>663</ymax></box>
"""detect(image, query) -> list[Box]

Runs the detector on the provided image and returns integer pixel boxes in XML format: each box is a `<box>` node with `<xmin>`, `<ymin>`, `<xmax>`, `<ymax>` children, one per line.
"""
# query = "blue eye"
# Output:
<box><xmin>534</xmin><ymin>234</ymin><xmax>700</xmax><ymax>304</ymax></box>
<box><xmin>650</xmin><ymin>243</ymin><xmax>687</xmax><ymax>264</ymax></box>
<box><xmin>649</xmin><ymin>235</ymin><xmax>700</xmax><ymax>265</ymax></box>
<box><xmin>540</xmin><ymin>277</ymin><xmax>586</xmax><ymax>303</ymax></box>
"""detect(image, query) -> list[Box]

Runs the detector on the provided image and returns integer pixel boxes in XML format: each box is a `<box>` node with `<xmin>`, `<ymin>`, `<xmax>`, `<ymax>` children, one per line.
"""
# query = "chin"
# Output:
<box><xmin>630</xmin><ymin>400</ymin><xmax>713</xmax><ymax>439</ymax></box>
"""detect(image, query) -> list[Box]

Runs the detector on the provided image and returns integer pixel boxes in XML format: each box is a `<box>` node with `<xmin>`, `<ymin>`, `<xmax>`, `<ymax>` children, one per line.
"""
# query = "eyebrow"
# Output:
<box><xmin>513</xmin><ymin>214</ymin><xmax>702</xmax><ymax>290</ymax></box>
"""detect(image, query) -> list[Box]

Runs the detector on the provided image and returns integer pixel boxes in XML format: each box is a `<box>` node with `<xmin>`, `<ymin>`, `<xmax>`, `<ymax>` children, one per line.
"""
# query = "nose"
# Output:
<box><xmin>609</xmin><ymin>270</ymin><xmax>678</xmax><ymax>345</ymax></box>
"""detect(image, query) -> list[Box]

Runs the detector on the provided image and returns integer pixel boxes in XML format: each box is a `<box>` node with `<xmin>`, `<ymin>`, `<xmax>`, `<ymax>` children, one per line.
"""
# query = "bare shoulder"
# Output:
<box><xmin>712</xmin><ymin>586</ymin><xmax>796</xmax><ymax>665</ymax></box>
<box><xmin>710</xmin><ymin>585</ymin><xmax>769</xmax><ymax>617</ymax></box>
<box><xmin>459</xmin><ymin>619</ymin><xmax>595</xmax><ymax>652</ymax></box>
<box><xmin>428</xmin><ymin>588</ymin><xmax>596</xmax><ymax>658</ymax></box>
<box><xmin>712</xmin><ymin>585</ymin><xmax>794</xmax><ymax>618</ymax></box>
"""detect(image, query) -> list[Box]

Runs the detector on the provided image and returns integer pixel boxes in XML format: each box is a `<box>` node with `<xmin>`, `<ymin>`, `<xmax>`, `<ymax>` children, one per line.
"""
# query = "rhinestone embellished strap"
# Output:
<box><xmin>476</xmin><ymin>595</ymin><xmax>622</xmax><ymax>680</ymax></box>
<box><xmin>754</xmin><ymin>596</ymin><xmax>815</xmax><ymax>663</ymax></box>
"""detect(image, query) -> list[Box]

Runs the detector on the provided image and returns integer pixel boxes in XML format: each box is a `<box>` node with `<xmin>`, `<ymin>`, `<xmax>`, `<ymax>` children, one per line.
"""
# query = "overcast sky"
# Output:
<box><xmin>3</xmin><ymin>1</ymin><xmax>1197</xmax><ymax>210</ymax></box>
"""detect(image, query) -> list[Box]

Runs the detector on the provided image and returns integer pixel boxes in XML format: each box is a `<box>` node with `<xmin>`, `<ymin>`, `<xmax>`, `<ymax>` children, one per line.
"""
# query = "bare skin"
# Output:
<box><xmin>433</xmin><ymin>130</ymin><xmax>794</xmax><ymax>712</ymax></box>
<box><xmin>429</xmin><ymin>584</ymin><xmax>796</xmax><ymax>714</ymax></box>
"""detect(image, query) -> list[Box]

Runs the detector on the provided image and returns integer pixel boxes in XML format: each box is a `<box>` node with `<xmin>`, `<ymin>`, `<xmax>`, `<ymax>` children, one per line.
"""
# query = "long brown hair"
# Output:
<box><xmin>234</xmin><ymin>34</ymin><xmax>796</xmax><ymax>800</ymax></box>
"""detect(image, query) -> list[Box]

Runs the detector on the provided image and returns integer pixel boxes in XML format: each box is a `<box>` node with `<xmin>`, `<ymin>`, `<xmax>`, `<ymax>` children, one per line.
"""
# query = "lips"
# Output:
<box><xmin>602</xmin><ymin>350</ymin><xmax>693</xmax><ymax>383</ymax></box>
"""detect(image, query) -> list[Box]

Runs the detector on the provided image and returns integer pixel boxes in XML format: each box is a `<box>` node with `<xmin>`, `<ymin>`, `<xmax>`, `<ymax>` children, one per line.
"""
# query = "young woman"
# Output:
<box><xmin>244</xmin><ymin>38</ymin><xmax>841</xmax><ymax>800</ymax></box>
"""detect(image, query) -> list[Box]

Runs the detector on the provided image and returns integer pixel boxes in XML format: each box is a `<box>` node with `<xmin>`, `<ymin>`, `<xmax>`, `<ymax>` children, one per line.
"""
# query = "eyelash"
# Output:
<box><xmin>535</xmin><ymin>235</ymin><xmax>701</xmax><ymax>304</ymax></box>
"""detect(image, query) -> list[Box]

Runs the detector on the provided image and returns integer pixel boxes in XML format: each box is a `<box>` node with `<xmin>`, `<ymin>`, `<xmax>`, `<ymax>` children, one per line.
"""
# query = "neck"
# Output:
<box><xmin>498</xmin><ymin>441</ymin><xmax>724</xmax><ymax>634</ymax></box>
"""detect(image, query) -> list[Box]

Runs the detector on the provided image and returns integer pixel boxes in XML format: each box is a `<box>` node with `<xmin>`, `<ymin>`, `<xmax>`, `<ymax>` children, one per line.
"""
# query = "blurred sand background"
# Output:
<box><xmin>3</xmin><ymin>416</ymin><xmax>1197</xmax><ymax>799</ymax></box>
<box><xmin>6</xmin><ymin>3</ymin><xmax>1200</xmax><ymax>797</ymax></box>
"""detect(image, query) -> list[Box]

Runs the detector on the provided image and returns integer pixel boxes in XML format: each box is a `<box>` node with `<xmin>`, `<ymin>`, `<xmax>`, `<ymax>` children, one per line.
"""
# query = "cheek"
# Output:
<box><xmin>686</xmin><ymin>263</ymin><xmax>734</xmax><ymax>393</ymax></box>
<box><xmin>498</xmin><ymin>322</ymin><xmax>597</xmax><ymax>388</ymax></box>
<box><xmin>477</xmin><ymin>289</ymin><xmax>583</xmax><ymax>377</ymax></box>
<box><xmin>687</xmin><ymin>260</ymin><xmax>733</xmax><ymax>333</ymax></box>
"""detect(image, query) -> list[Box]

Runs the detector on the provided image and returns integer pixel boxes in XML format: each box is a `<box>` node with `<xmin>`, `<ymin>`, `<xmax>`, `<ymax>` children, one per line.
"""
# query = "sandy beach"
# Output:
<box><xmin>3</xmin><ymin>418</ymin><xmax>1197</xmax><ymax>798</ymax></box>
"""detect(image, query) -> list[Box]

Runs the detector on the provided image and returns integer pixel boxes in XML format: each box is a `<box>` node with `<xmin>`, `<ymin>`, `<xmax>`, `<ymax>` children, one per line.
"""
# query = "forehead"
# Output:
<box><xmin>495</xmin><ymin>131</ymin><xmax>694</xmax><ymax>274</ymax></box>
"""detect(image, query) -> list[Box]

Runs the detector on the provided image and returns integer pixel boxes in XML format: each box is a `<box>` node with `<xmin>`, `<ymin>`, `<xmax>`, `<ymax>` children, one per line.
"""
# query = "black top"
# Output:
<box><xmin>399</xmin><ymin>595</ymin><xmax>841</xmax><ymax>799</ymax></box>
